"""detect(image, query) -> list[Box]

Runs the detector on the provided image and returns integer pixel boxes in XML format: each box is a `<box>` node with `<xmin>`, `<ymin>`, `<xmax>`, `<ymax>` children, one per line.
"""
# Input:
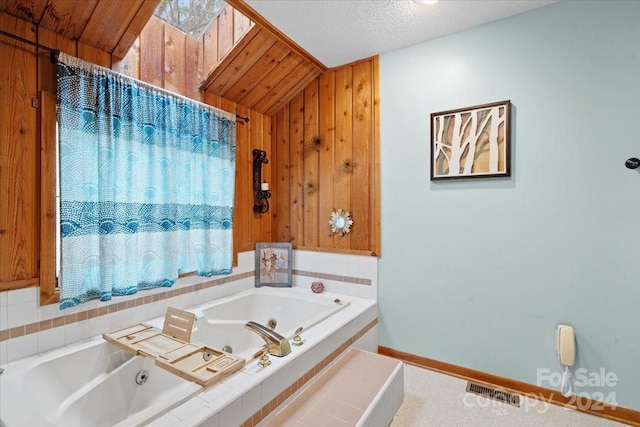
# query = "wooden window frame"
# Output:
<box><xmin>40</xmin><ymin>90</ymin><xmax>59</xmax><ymax>305</ymax></box>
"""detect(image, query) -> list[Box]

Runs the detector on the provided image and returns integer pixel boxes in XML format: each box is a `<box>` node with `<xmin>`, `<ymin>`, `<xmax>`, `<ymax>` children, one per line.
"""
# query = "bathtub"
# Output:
<box><xmin>187</xmin><ymin>287</ymin><xmax>351</xmax><ymax>359</ymax></box>
<box><xmin>0</xmin><ymin>338</ymin><xmax>202</xmax><ymax>427</ymax></box>
<box><xmin>0</xmin><ymin>287</ymin><xmax>374</xmax><ymax>427</ymax></box>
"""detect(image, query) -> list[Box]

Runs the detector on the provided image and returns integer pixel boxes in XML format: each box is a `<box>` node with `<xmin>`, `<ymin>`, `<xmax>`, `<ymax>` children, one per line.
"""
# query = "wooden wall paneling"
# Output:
<box><xmin>77</xmin><ymin>41</ymin><xmax>111</xmax><ymax>67</ymax></box>
<box><xmin>318</xmin><ymin>72</ymin><xmax>336</xmax><ymax>248</ymax></box>
<box><xmin>37</xmin><ymin>26</ymin><xmax>76</xmax><ymax>93</ymax></box>
<box><xmin>139</xmin><ymin>16</ymin><xmax>164</xmax><ymax>87</ymax></box>
<box><xmin>302</xmin><ymin>79</ymin><xmax>319</xmax><ymax>247</ymax></box>
<box><xmin>204</xmin><ymin>91</ymin><xmax>223</xmax><ymax>110</ymax></box>
<box><xmin>233</xmin><ymin>7</ymin><xmax>252</xmax><ymax>44</ymax></box>
<box><xmin>222</xmin><ymin>41</ymin><xmax>290</xmax><ymax>102</ymax></box>
<box><xmin>371</xmin><ymin>56</ymin><xmax>381</xmax><ymax>255</ymax></box>
<box><xmin>234</xmin><ymin>103</ymin><xmax>251</xmax><ymax>252</ymax></box>
<box><xmin>262</xmin><ymin>112</ymin><xmax>273</xmax><ymax>242</ymax></box>
<box><xmin>263</xmin><ymin>62</ymin><xmax>321</xmax><ymax>116</ymax></box>
<box><xmin>350</xmin><ymin>60</ymin><xmax>373</xmax><ymax>251</ymax></box>
<box><xmin>274</xmin><ymin>106</ymin><xmax>290</xmax><ymax>242</ymax></box>
<box><xmin>39</xmin><ymin>90</ymin><xmax>57</xmax><ymax>304</ymax></box>
<box><xmin>202</xmin><ymin>18</ymin><xmax>218</xmax><ymax>76</ymax></box>
<box><xmin>163</xmin><ymin>24</ymin><xmax>186</xmax><ymax>94</ymax></box>
<box><xmin>112</xmin><ymin>36</ymin><xmax>141</xmax><ymax>79</ymax></box>
<box><xmin>333</xmin><ymin>66</ymin><xmax>353</xmax><ymax>249</ymax></box>
<box><xmin>215</xmin><ymin>97</ymin><xmax>250</xmax><ymax>260</ymax></box>
<box><xmin>249</xmin><ymin>109</ymin><xmax>263</xmax><ymax>245</ymax></box>
<box><xmin>267</xmin><ymin>59</ymin><xmax>379</xmax><ymax>255</ymax></box>
<box><xmin>204</xmin><ymin>91</ymin><xmax>235</xmax><ymax>264</ymax></box>
<box><xmin>112</xmin><ymin>0</ymin><xmax>160</xmax><ymax>58</ymax></box>
<box><xmin>39</xmin><ymin>0</ymin><xmax>98</xmax><ymax>40</ymax></box>
<box><xmin>220</xmin><ymin>98</ymin><xmax>237</xmax><ymax>121</ymax></box>
<box><xmin>288</xmin><ymin>93</ymin><xmax>304</xmax><ymax>246</ymax></box>
<box><xmin>217</xmin><ymin>5</ymin><xmax>234</xmax><ymax>61</ymax></box>
<box><xmin>235</xmin><ymin>52</ymin><xmax>300</xmax><ymax>109</ymax></box>
<box><xmin>0</xmin><ymin>15</ymin><xmax>39</xmax><ymax>285</ymax></box>
<box><xmin>184</xmin><ymin>34</ymin><xmax>202</xmax><ymax>101</ymax></box>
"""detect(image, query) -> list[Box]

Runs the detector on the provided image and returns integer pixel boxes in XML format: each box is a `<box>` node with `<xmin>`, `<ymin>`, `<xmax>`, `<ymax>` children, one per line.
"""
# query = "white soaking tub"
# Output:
<box><xmin>187</xmin><ymin>287</ymin><xmax>351</xmax><ymax>359</ymax></box>
<box><xmin>0</xmin><ymin>287</ymin><xmax>373</xmax><ymax>427</ymax></box>
<box><xmin>0</xmin><ymin>338</ymin><xmax>202</xmax><ymax>427</ymax></box>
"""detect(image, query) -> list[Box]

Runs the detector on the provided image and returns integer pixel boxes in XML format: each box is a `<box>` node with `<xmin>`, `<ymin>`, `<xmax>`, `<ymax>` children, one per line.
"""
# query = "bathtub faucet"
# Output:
<box><xmin>245</xmin><ymin>321</ymin><xmax>291</xmax><ymax>357</ymax></box>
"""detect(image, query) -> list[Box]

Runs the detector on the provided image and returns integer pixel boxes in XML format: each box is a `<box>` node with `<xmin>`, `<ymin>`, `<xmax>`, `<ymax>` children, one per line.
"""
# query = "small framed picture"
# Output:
<box><xmin>255</xmin><ymin>242</ymin><xmax>293</xmax><ymax>287</ymax></box>
<box><xmin>431</xmin><ymin>100</ymin><xmax>511</xmax><ymax>180</ymax></box>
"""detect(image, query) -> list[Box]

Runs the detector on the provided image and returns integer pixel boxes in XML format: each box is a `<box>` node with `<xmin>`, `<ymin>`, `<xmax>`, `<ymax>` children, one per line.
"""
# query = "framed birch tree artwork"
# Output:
<box><xmin>431</xmin><ymin>100</ymin><xmax>511</xmax><ymax>180</ymax></box>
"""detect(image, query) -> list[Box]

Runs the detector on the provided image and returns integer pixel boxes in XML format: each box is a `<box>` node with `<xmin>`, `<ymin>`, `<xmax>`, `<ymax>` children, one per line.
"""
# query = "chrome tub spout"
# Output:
<box><xmin>245</xmin><ymin>321</ymin><xmax>291</xmax><ymax>357</ymax></box>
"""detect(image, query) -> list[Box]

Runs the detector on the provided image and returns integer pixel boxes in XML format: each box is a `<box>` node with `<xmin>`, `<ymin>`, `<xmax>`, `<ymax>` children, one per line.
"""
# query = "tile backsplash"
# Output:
<box><xmin>0</xmin><ymin>249</ymin><xmax>378</xmax><ymax>365</ymax></box>
<box><xmin>291</xmin><ymin>250</ymin><xmax>378</xmax><ymax>300</ymax></box>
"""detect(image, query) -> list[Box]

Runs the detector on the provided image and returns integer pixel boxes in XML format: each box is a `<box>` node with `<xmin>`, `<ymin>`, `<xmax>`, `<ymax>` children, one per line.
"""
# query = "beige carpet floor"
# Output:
<box><xmin>391</xmin><ymin>364</ymin><xmax>627</xmax><ymax>427</ymax></box>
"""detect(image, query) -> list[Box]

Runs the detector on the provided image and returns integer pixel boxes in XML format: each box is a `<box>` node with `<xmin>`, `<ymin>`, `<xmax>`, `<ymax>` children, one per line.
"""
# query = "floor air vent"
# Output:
<box><xmin>465</xmin><ymin>382</ymin><xmax>521</xmax><ymax>407</ymax></box>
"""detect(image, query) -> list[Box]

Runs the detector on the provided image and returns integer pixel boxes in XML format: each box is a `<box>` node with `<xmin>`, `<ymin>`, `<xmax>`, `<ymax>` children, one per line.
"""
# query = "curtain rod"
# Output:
<box><xmin>0</xmin><ymin>28</ymin><xmax>59</xmax><ymax>63</ymax></box>
<box><xmin>0</xmin><ymin>29</ymin><xmax>250</xmax><ymax>124</ymax></box>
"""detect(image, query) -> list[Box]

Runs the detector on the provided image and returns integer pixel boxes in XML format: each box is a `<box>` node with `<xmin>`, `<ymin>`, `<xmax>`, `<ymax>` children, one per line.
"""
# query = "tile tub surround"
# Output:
<box><xmin>0</xmin><ymin>287</ymin><xmax>377</xmax><ymax>427</ymax></box>
<box><xmin>0</xmin><ymin>269</ymin><xmax>254</xmax><ymax>365</ymax></box>
<box><xmin>292</xmin><ymin>250</ymin><xmax>378</xmax><ymax>301</ymax></box>
<box><xmin>148</xmin><ymin>293</ymin><xmax>378</xmax><ymax>427</ymax></box>
<box><xmin>0</xmin><ymin>250</ymin><xmax>378</xmax><ymax>365</ymax></box>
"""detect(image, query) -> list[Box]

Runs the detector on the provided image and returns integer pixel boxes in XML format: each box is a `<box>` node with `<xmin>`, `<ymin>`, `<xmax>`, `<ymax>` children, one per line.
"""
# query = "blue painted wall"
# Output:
<box><xmin>379</xmin><ymin>1</ymin><xmax>640</xmax><ymax>410</ymax></box>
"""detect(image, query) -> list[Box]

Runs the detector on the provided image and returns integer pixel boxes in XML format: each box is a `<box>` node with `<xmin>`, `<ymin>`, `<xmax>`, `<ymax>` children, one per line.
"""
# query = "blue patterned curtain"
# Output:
<box><xmin>56</xmin><ymin>52</ymin><xmax>236</xmax><ymax>309</ymax></box>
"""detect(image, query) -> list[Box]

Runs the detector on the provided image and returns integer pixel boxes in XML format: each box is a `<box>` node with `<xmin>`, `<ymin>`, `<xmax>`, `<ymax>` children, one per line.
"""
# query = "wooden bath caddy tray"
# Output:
<box><xmin>103</xmin><ymin>317</ymin><xmax>244</xmax><ymax>387</ymax></box>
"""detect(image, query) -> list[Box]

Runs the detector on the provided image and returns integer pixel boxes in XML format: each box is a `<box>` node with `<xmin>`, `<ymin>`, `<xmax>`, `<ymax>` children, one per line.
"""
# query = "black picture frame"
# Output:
<box><xmin>254</xmin><ymin>242</ymin><xmax>293</xmax><ymax>287</ymax></box>
<box><xmin>431</xmin><ymin>100</ymin><xmax>511</xmax><ymax>180</ymax></box>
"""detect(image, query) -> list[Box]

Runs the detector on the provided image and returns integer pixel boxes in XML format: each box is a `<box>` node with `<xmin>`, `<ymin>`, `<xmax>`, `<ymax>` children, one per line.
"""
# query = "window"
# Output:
<box><xmin>154</xmin><ymin>0</ymin><xmax>227</xmax><ymax>38</ymax></box>
<box><xmin>55</xmin><ymin>53</ymin><xmax>236</xmax><ymax>309</ymax></box>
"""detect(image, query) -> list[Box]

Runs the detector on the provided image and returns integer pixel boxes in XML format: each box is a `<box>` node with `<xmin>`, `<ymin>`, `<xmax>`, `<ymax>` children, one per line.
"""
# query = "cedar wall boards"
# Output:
<box><xmin>0</xmin><ymin>5</ymin><xmax>380</xmax><ymax>303</ymax></box>
<box><xmin>271</xmin><ymin>58</ymin><xmax>380</xmax><ymax>256</ymax></box>
<box><xmin>0</xmin><ymin>8</ymin><xmax>270</xmax><ymax>301</ymax></box>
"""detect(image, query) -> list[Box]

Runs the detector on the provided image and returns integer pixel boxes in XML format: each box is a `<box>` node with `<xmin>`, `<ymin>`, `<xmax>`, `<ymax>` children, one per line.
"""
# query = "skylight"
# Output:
<box><xmin>154</xmin><ymin>0</ymin><xmax>227</xmax><ymax>38</ymax></box>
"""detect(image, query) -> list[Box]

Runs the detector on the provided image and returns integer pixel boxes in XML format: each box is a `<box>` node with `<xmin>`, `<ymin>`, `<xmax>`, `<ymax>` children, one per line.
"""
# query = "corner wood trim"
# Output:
<box><xmin>378</xmin><ymin>346</ymin><xmax>640</xmax><ymax>427</ymax></box>
<box><xmin>224</xmin><ymin>0</ymin><xmax>327</xmax><ymax>73</ymax></box>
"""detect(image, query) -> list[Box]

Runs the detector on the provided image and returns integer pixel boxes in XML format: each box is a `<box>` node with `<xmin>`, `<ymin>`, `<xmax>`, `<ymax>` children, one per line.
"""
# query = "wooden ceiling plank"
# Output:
<box><xmin>112</xmin><ymin>0</ymin><xmax>160</xmax><ymax>58</ymax></box>
<box><xmin>2</xmin><ymin>0</ymin><xmax>47</xmax><ymax>23</ymax></box>
<box><xmin>264</xmin><ymin>70</ymin><xmax>321</xmax><ymax>116</ymax></box>
<box><xmin>225</xmin><ymin>0</ymin><xmax>326</xmax><ymax>72</ymax></box>
<box><xmin>200</xmin><ymin>24</ymin><xmax>261</xmax><ymax>90</ymax></box>
<box><xmin>235</xmin><ymin>53</ymin><xmax>302</xmax><ymax>109</ymax></box>
<box><xmin>222</xmin><ymin>40</ymin><xmax>290</xmax><ymax>102</ymax></box>
<box><xmin>253</xmin><ymin>60</ymin><xmax>319</xmax><ymax>114</ymax></box>
<box><xmin>213</xmin><ymin>31</ymin><xmax>277</xmax><ymax>97</ymax></box>
<box><xmin>39</xmin><ymin>0</ymin><xmax>98</xmax><ymax>39</ymax></box>
<box><xmin>79</xmin><ymin>0</ymin><xmax>146</xmax><ymax>53</ymax></box>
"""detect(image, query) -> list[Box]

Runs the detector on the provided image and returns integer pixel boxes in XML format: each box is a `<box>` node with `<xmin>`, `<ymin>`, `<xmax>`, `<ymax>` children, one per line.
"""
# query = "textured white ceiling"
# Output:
<box><xmin>244</xmin><ymin>0</ymin><xmax>557</xmax><ymax>68</ymax></box>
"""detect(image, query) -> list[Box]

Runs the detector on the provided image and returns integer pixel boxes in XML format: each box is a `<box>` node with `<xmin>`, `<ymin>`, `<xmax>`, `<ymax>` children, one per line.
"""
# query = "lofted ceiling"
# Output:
<box><xmin>200</xmin><ymin>24</ymin><xmax>322</xmax><ymax>116</ymax></box>
<box><xmin>1</xmin><ymin>0</ymin><xmax>558</xmax><ymax>116</ymax></box>
<box><xmin>0</xmin><ymin>0</ymin><xmax>160</xmax><ymax>58</ymax></box>
<box><xmin>239</xmin><ymin>0</ymin><xmax>558</xmax><ymax>69</ymax></box>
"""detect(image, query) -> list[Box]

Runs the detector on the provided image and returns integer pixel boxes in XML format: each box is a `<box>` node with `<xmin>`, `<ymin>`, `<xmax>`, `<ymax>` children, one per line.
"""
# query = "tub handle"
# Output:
<box><xmin>252</xmin><ymin>346</ymin><xmax>268</xmax><ymax>359</ymax></box>
<box><xmin>251</xmin><ymin>346</ymin><xmax>271</xmax><ymax>367</ymax></box>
